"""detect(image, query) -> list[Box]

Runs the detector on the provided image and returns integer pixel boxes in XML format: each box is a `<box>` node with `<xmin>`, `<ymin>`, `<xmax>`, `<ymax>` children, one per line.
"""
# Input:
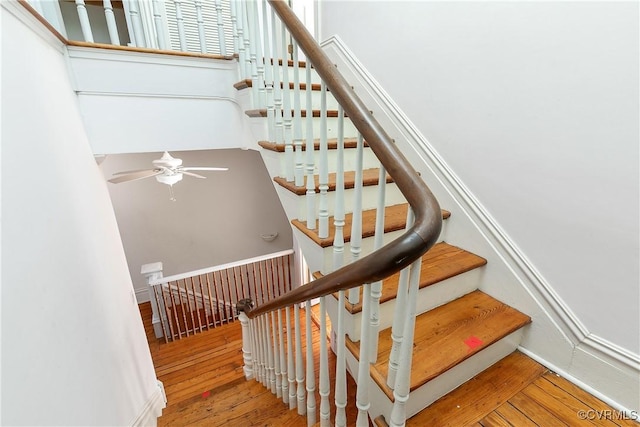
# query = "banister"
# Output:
<box><xmin>149</xmin><ymin>249</ymin><xmax>294</xmax><ymax>286</ymax></box>
<box><xmin>245</xmin><ymin>0</ymin><xmax>442</xmax><ymax>319</ymax></box>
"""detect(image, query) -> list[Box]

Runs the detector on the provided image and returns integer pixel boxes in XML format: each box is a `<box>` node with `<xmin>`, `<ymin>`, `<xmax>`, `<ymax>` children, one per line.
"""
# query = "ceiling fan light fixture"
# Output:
<box><xmin>156</xmin><ymin>173</ymin><xmax>183</xmax><ymax>186</ymax></box>
<box><xmin>152</xmin><ymin>151</ymin><xmax>182</xmax><ymax>169</ymax></box>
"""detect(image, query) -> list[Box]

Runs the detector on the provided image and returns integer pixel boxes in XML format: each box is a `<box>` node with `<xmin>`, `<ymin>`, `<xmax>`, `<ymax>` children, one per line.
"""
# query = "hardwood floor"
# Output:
<box><xmin>140</xmin><ymin>302</ymin><xmax>360</xmax><ymax>426</ymax></box>
<box><xmin>140</xmin><ymin>303</ymin><xmax>637</xmax><ymax>426</ymax></box>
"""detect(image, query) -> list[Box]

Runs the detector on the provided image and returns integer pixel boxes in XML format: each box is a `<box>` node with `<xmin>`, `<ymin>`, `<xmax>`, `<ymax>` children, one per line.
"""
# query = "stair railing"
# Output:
<box><xmin>243</xmin><ymin>0</ymin><xmax>441</xmax><ymax>334</ymax></box>
<box><xmin>143</xmin><ymin>249</ymin><xmax>294</xmax><ymax>343</ymax></box>
<box><xmin>234</xmin><ymin>1</ymin><xmax>443</xmax><ymax>425</ymax></box>
<box><xmin>43</xmin><ymin>0</ymin><xmax>232</xmax><ymax>54</ymax></box>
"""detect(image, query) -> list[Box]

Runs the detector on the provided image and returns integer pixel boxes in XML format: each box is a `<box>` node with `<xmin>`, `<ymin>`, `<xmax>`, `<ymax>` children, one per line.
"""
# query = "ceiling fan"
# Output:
<box><xmin>108</xmin><ymin>151</ymin><xmax>228</xmax><ymax>199</ymax></box>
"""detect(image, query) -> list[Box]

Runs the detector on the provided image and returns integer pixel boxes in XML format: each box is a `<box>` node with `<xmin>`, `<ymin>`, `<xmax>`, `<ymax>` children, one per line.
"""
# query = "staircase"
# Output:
<box><xmin>237</xmin><ymin>54</ymin><xmax>532</xmax><ymax>424</ymax></box>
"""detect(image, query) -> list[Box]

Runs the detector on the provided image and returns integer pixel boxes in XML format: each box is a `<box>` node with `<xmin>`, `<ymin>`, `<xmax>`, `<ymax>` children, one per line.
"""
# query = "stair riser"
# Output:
<box><xmin>273</xmin><ymin>66</ymin><xmax>322</xmax><ymax>85</ymax></box>
<box><xmin>318</xmin><ymin>229</ymin><xmax>409</xmax><ymax>275</ymax></box>
<box><xmin>260</xmin><ymin>145</ymin><xmax>381</xmax><ymax>178</ymax></box>
<box><xmin>362</xmin><ymin>331</ymin><xmax>526</xmax><ymax>423</ymax></box>
<box><xmin>264</xmin><ymin>89</ymin><xmax>340</xmax><ymax>112</ymax></box>
<box><xmin>277</xmin><ymin>182</ymin><xmax>407</xmax><ymax>227</ymax></box>
<box><xmin>325</xmin><ymin>268</ymin><xmax>482</xmax><ymax>342</ymax></box>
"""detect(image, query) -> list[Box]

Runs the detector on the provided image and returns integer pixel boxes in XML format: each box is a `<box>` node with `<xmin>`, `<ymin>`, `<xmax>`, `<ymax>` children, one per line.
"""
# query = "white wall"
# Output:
<box><xmin>320</xmin><ymin>0</ymin><xmax>639</xmax><ymax>356</ymax></box>
<box><xmin>100</xmin><ymin>149</ymin><xmax>293</xmax><ymax>301</ymax></box>
<box><xmin>66</xmin><ymin>45</ymin><xmax>246</xmax><ymax>154</ymax></box>
<box><xmin>1</xmin><ymin>3</ymin><xmax>162</xmax><ymax>425</ymax></box>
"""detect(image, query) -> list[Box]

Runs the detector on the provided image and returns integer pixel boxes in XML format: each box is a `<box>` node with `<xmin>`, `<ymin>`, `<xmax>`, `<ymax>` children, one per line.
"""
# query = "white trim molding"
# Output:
<box><xmin>320</xmin><ymin>34</ymin><xmax>640</xmax><ymax>413</ymax></box>
<box><xmin>129</xmin><ymin>381</ymin><xmax>167</xmax><ymax>427</ymax></box>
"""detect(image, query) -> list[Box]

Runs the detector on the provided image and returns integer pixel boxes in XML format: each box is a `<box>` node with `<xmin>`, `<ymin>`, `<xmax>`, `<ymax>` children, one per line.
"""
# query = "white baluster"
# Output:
<box><xmin>260</xmin><ymin>314</ymin><xmax>273</xmax><ymax>389</ymax></box>
<box><xmin>232</xmin><ymin>0</ymin><xmax>247</xmax><ymax>79</ymax></box>
<box><xmin>151</xmin><ymin>0</ymin><xmax>167</xmax><ymax>50</ymax></box>
<box><xmin>271</xmin><ymin>310</ymin><xmax>282</xmax><ymax>397</ymax></box>
<box><xmin>281</xmin><ymin>24</ymin><xmax>294</xmax><ymax>182</ymax></box>
<box><xmin>389</xmin><ymin>252</ymin><xmax>422</xmax><ymax>427</ymax></box>
<box><xmin>172</xmin><ymin>0</ymin><xmax>187</xmax><ymax>50</ymax></box>
<box><xmin>265</xmin><ymin>315</ymin><xmax>274</xmax><ymax>390</ymax></box>
<box><xmin>238</xmin><ymin>309</ymin><xmax>254</xmax><ymax>380</ymax></box>
<box><xmin>257</xmin><ymin>315</ymin><xmax>267</xmax><ymax>385</ymax></box>
<box><xmin>242</xmin><ymin>2</ymin><xmax>252</xmax><ymax>86</ymax></box>
<box><xmin>249</xmin><ymin>0</ymin><xmax>265</xmax><ymax>107</ymax></box>
<box><xmin>386</xmin><ymin>208</ymin><xmax>415</xmax><ymax>388</ymax></box>
<box><xmin>245</xmin><ymin>1</ymin><xmax>259</xmax><ymax>108</ymax></box>
<box><xmin>369</xmin><ymin>165</ymin><xmax>386</xmax><ymax>362</ymax></box>
<box><xmin>74</xmin><ymin>0</ymin><xmax>94</xmax><ymax>42</ymax></box>
<box><xmin>287</xmin><ymin>305</ymin><xmax>297</xmax><ymax>409</ymax></box>
<box><xmin>270</xmin><ymin>9</ymin><xmax>284</xmax><ymax>147</ymax></box>
<box><xmin>251</xmin><ymin>310</ymin><xmax>261</xmax><ymax>382</ymax></box>
<box><xmin>261</xmin><ymin>0</ymin><xmax>275</xmax><ymax>142</ymax></box>
<box><xmin>356</xmin><ymin>283</ymin><xmax>372</xmax><ymax>427</ymax></box>
<box><xmin>278</xmin><ymin>308</ymin><xmax>288</xmax><ymax>404</ymax></box>
<box><xmin>304</xmin><ymin>60</ymin><xmax>316</xmax><ymax>229</ymax></box>
<box><xmin>334</xmin><ymin>291</ymin><xmax>347</xmax><ymax>427</ymax></box>
<box><xmin>333</xmin><ymin>107</ymin><xmax>346</xmax><ymax>271</ymax></box>
<box><xmin>102</xmin><ymin>0</ymin><xmax>120</xmax><ymax>45</ymax></box>
<box><xmin>152</xmin><ymin>0</ymin><xmax>167</xmax><ymax>50</ymax></box>
<box><xmin>305</xmin><ymin>301</ymin><xmax>316</xmax><ymax>426</ymax></box>
<box><xmin>215</xmin><ymin>0</ymin><xmax>227</xmax><ymax>55</ymax></box>
<box><xmin>295</xmin><ymin>303</ymin><xmax>306</xmax><ymax>414</ymax></box>
<box><xmin>318</xmin><ymin>297</ymin><xmax>330</xmax><ymax>427</ymax></box>
<box><xmin>194</xmin><ymin>0</ymin><xmax>207</xmax><ymax>53</ymax></box>
<box><xmin>229</xmin><ymin>0</ymin><xmax>239</xmax><ymax>56</ymax></box>
<box><xmin>317</xmin><ymin>82</ymin><xmax>329</xmax><ymax>239</ymax></box>
<box><xmin>292</xmin><ymin>41</ymin><xmax>304</xmax><ymax>187</ymax></box>
<box><xmin>348</xmin><ymin>133</ymin><xmax>365</xmax><ymax>305</ymax></box>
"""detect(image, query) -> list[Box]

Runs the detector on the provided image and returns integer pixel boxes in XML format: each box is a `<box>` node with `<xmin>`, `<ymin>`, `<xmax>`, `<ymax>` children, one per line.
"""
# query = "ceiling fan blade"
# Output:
<box><xmin>111</xmin><ymin>168</ymin><xmax>159</xmax><ymax>176</ymax></box>
<box><xmin>108</xmin><ymin>170</ymin><xmax>163</xmax><ymax>184</ymax></box>
<box><xmin>182</xmin><ymin>171</ymin><xmax>206</xmax><ymax>179</ymax></box>
<box><xmin>181</xmin><ymin>166</ymin><xmax>229</xmax><ymax>172</ymax></box>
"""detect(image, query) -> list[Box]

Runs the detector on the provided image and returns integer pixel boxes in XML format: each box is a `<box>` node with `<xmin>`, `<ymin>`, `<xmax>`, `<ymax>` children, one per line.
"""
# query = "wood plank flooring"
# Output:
<box><xmin>376</xmin><ymin>351</ymin><xmax>637</xmax><ymax>427</ymax></box>
<box><xmin>140</xmin><ymin>303</ymin><xmax>636</xmax><ymax>427</ymax></box>
<box><xmin>140</xmin><ymin>302</ymin><xmax>360</xmax><ymax>426</ymax></box>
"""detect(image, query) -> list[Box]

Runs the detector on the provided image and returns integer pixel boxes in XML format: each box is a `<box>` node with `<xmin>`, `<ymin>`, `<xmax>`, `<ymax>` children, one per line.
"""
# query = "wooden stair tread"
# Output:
<box><xmin>235</xmin><ymin>79</ymin><xmax>322</xmax><ymax>91</ymax></box>
<box><xmin>274</xmin><ymin>168</ymin><xmax>393</xmax><ymax>196</ymax></box>
<box><xmin>258</xmin><ymin>137</ymin><xmax>367</xmax><ymax>152</ymax></box>
<box><xmin>293</xmin><ymin>203</ymin><xmax>450</xmax><ymax>248</ymax></box>
<box><xmin>346</xmin><ymin>290</ymin><xmax>532</xmax><ymax>400</ymax></box>
<box><xmin>374</xmin><ymin>351</ymin><xmax>548</xmax><ymax>427</ymax></box>
<box><xmin>316</xmin><ymin>242</ymin><xmax>486</xmax><ymax>314</ymax></box>
<box><xmin>246</xmin><ymin>108</ymin><xmax>342</xmax><ymax>118</ymax></box>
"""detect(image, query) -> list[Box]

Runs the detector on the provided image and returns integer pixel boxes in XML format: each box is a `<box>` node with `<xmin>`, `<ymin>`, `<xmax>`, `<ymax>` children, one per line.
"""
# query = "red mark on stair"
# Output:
<box><xmin>464</xmin><ymin>336</ymin><xmax>483</xmax><ymax>352</ymax></box>
<box><xmin>201</xmin><ymin>390</ymin><xmax>211</xmax><ymax>399</ymax></box>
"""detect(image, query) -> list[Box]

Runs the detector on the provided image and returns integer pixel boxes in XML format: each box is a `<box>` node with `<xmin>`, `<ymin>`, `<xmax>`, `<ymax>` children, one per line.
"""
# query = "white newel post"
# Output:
<box><xmin>237</xmin><ymin>299</ymin><xmax>255</xmax><ymax>380</ymax></box>
<box><xmin>141</xmin><ymin>262</ymin><xmax>165</xmax><ymax>339</ymax></box>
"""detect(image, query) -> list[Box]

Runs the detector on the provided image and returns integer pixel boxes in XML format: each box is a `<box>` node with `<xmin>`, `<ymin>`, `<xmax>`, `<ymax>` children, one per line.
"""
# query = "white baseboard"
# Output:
<box><xmin>129</xmin><ymin>381</ymin><xmax>167</xmax><ymax>427</ymax></box>
<box><xmin>320</xmin><ymin>35</ymin><xmax>640</xmax><ymax>412</ymax></box>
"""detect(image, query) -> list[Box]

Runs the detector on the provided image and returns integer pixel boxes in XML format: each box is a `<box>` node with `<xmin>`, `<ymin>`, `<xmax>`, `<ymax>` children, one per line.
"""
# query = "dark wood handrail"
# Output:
<box><xmin>245</xmin><ymin>0</ymin><xmax>443</xmax><ymax>319</ymax></box>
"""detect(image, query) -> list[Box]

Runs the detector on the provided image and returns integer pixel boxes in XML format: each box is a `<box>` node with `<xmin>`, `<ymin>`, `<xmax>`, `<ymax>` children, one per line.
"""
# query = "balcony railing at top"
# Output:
<box><xmin>49</xmin><ymin>0</ymin><xmax>235</xmax><ymax>57</ymax></box>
